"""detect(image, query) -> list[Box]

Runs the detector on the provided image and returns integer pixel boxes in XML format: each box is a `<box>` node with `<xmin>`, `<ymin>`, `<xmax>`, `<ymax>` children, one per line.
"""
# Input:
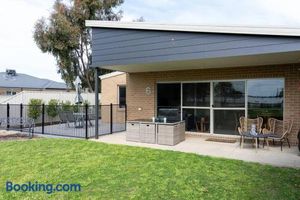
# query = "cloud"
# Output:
<box><xmin>0</xmin><ymin>0</ymin><xmax>61</xmax><ymax>82</ymax></box>
<box><xmin>1</xmin><ymin>0</ymin><xmax>300</xmax><ymax>84</ymax></box>
<box><xmin>122</xmin><ymin>0</ymin><xmax>300</xmax><ymax>26</ymax></box>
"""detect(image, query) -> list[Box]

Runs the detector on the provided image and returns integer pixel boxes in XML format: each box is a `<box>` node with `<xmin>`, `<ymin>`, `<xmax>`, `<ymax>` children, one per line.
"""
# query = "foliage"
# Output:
<box><xmin>0</xmin><ymin>139</ymin><xmax>299</xmax><ymax>199</ymax></box>
<box><xmin>60</xmin><ymin>101</ymin><xmax>73</xmax><ymax>112</ymax></box>
<box><xmin>33</xmin><ymin>0</ymin><xmax>123</xmax><ymax>91</ymax></box>
<box><xmin>28</xmin><ymin>99</ymin><xmax>43</xmax><ymax>120</ymax></box>
<box><xmin>83</xmin><ymin>100</ymin><xmax>90</xmax><ymax>106</ymax></box>
<box><xmin>46</xmin><ymin>99</ymin><xmax>59</xmax><ymax>118</ymax></box>
<box><xmin>72</xmin><ymin>104</ymin><xmax>79</xmax><ymax>113</ymax></box>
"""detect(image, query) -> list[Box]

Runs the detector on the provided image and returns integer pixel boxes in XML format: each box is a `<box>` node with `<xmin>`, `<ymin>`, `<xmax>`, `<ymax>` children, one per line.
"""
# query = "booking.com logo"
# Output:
<box><xmin>6</xmin><ymin>181</ymin><xmax>81</xmax><ymax>194</ymax></box>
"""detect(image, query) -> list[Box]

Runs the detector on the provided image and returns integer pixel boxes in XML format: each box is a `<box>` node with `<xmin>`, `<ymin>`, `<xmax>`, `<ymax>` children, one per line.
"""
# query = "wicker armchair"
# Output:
<box><xmin>263</xmin><ymin>118</ymin><xmax>293</xmax><ymax>151</ymax></box>
<box><xmin>238</xmin><ymin>116</ymin><xmax>263</xmax><ymax>148</ymax></box>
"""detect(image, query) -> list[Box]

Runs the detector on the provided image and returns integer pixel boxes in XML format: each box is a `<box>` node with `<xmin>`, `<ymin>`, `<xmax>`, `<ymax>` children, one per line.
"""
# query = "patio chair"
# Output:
<box><xmin>65</xmin><ymin>111</ymin><xmax>76</xmax><ymax>128</ymax></box>
<box><xmin>58</xmin><ymin>112</ymin><xmax>67</xmax><ymax>126</ymax></box>
<box><xmin>263</xmin><ymin>118</ymin><xmax>293</xmax><ymax>151</ymax></box>
<box><xmin>59</xmin><ymin>111</ymin><xmax>75</xmax><ymax>128</ymax></box>
<box><xmin>196</xmin><ymin>117</ymin><xmax>209</xmax><ymax>132</ymax></box>
<box><xmin>238</xmin><ymin>116</ymin><xmax>263</xmax><ymax>148</ymax></box>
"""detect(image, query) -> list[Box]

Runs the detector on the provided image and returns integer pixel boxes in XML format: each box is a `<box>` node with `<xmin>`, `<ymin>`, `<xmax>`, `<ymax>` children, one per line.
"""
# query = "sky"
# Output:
<box><xmin>0</xmin><ymin>0</ymin><xmax>300</xmax><ymax>83</ymax></box>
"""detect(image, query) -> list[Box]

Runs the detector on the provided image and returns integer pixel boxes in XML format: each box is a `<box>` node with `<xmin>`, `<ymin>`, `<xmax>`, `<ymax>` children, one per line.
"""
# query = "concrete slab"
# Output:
<box><xmin>92</xmin><ymin>132</ymin><xmax>300</xmax><ymax>168</ymax></box>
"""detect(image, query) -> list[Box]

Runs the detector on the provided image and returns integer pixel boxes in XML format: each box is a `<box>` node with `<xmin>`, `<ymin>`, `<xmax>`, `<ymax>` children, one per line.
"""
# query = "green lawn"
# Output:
<box><xmin>0</xmin><ymin>139</ymin><xmax>299</xmax><ymax>200</ymax></box>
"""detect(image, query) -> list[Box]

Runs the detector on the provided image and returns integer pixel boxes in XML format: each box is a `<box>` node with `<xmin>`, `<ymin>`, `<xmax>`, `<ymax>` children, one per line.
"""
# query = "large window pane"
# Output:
<box><xmin>214</xmin><ymin>110</ymin><xmax>245</xmax><ymax>135</ymax></box>
<box><xmin>213</xmin><ymin>81</ymin><xmax>245</xmax><ymax>108</ymax></box>
<box><xmin>183</xmin><ymin>109</ymin><xmax>210</xmax><ymax>132</ymax></box>
<box><xmin>183</xmin><ymin>83</ymin><xmax>210</xmax><ymax>107</ymax></box>
<box><xmin>157</xmin><ymin>83</ymin><xmax>181</xmax><ymax>122</ymax></box>
<box><xmin>118</xmin><ymin>86</ymin><xmax>126</xmax><ymax>108</ymax></box>
<box><xmin>248</xmin><ymin>79</ymin><xmax>284</xmax><ymax>121</ymax></box>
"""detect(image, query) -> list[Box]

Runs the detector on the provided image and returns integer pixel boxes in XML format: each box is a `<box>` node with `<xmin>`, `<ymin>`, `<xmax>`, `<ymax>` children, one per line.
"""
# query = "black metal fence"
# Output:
<box><xmin>0</xmin><ymin>103</ymin><xmax>126</xmax><ymax>139</ymax></box>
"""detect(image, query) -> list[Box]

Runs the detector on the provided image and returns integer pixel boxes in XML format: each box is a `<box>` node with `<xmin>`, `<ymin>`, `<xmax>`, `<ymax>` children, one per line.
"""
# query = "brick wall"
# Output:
<box><xmin>126</xmin><ymin>64</ymin><xmax>300</xmax><ymax>145</ymax></box>
<box><xmin>101</xmin><ymin>73</ymin><xmax>126</xmax><ymax>123</ymax></box>
<box><xmin>101</xmin><ymin>73</ymin><xmax>126</xmax><ymax>105</ymax></box>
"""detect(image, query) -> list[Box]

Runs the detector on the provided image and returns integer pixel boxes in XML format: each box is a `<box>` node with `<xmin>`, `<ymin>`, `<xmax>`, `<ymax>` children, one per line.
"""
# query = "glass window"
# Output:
<box><xmin>183</xmin><ymin>83</ymin><xmax>210</xmax><ymax>107</ymax></box>
<box><xmin>214</xmin><ymin>110</ymin><xmax>245</xmax><ymax>135</ymax></box>
<box><xmin>183</xmin><ymin>109</ymin><xmax>210</xmax><ymax>132</ymax></box>
<box><xmin>118</xmin><ymin>86</ymin><xmax>126</xmax><ymax>108</ymax></box>
<box><xmin>157</xmin><ymin>83</ymin><xmax>181</xmax><ymax>122</ymax></box>
<box><xmin>213</xmin><ymin>81</ymin><xmax>245</xmax><ymax>108</ymax></box>
<box><xmin>248</xmin><ymin>79</ymin><xmax>284</xmax><ymax>121</ymax></box>
<box><xmin>6</xmin><ymin>91</ymin><xmax>16</xmax><ymax>96</ymax></box>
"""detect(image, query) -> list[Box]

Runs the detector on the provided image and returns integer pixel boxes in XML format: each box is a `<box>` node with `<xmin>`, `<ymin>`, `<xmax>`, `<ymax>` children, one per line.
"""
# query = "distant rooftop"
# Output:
<box><xmin>86</xmin><ymin>21</ymin><xmax>300</xmax><ymax>37</ymax></box>
<box><xmin>0</xmin><ymin>69</ymin><xmax>68</xmax><ymax>90</ymax></box>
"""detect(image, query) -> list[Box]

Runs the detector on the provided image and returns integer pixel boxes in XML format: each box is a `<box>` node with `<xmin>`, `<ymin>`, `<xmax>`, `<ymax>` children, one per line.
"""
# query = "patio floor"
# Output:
<box><xmin>92</xmin><ymin>132</ymin><xmax>300</xmax><ymax>168</ymax></box>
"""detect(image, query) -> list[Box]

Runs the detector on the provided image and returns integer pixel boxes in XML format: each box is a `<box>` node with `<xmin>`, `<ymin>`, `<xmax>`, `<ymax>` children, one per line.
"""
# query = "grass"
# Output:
<box><xmin>0</xmin><ymin>139</ymin><xmax>299</xmax><ymax>200</ymax></box>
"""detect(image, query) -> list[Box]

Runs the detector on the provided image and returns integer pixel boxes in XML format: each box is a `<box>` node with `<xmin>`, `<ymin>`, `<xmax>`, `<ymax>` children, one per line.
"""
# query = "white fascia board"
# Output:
<box><xmin>99</xmin><ymin>71</ymin><xmax>125</xmax><ymax>80</ymax></box>
<box><xmin>86</xmin><ymin>20</ymin><xmax>300</xmax><ymax>37</ymax></box>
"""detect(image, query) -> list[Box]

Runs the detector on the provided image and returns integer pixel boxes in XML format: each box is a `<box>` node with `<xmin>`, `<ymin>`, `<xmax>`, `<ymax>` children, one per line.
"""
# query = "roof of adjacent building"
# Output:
<box><xmin>86</xmin><ymin>21</ymin><xmax>300</xmax><ymax>37</ymax></box>
<box><xmin>99</xmin><ymin>71</ymin><xmax>125</xmax><ymax>80</ymax></box>
<box><xmin>0</xmin><ymin>70</ymin><xmax>68</xmax><ymax>90</ymax></box>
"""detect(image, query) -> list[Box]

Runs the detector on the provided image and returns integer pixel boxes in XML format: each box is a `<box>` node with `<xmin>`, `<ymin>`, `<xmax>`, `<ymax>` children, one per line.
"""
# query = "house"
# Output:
<box><xmin>0</xmin><ymin>69</ymin><xmax>68</xmax><ymax>96</ymax></box>
<box><xmin>99</xmin><ymin>71</ymin><xmax>126</xmax><ymax>124</ymax></box>
<box><xmin>87</xmin><ymin>21</ymin><xmax>300</xmax><ymax>144</ymax></box>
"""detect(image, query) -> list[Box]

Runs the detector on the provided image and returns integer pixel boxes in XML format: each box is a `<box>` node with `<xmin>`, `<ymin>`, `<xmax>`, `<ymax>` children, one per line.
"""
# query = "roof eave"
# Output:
<box><xmin>85</xmin><ymin>20</ymin><xmax>300</xmax><ymax>37</ymax></box>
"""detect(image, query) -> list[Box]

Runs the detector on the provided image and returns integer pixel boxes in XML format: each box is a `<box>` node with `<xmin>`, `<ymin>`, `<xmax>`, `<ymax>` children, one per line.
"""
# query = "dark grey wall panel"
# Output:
<box><xmin>90</xmin><ymin>28</ymin><xmax>300</xmax><ymax>67</ymax></box>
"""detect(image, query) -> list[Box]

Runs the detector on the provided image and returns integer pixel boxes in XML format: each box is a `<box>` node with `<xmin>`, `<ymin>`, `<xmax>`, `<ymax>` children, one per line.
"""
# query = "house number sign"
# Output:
<box><xmin>145</xmin><ymin>87</ymin><xmax>151</xmax><ymax>95</ymax></box>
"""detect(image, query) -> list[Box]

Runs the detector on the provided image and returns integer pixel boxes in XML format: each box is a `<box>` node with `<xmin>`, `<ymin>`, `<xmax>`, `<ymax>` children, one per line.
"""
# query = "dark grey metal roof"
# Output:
<box><xmin>0</xmin><ymin>72</ymin><xmax>68</xmax><ymax>90</ymax></box>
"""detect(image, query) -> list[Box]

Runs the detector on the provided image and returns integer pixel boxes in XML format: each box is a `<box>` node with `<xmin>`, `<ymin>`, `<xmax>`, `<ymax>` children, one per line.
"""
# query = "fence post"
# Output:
<box><xmin>95</xmin><ymin>68</ymin><xmax>99</xmax><ymax>139</ymax></box>
<box><xmin>20</xmin><ymin>103</ymin><xmax>23</xmax><ymax>132</ymax></box>
<box><xmin>125</xmin><ymin>104</ymin><xmax>127</xmax><ymax>131</ymax></box>
<box><xmin>85</xmin><ymin>104</ymin><xmax>88</xmax><ymax>139</ymax></box>
<box><xmin>6</xmin><ymin>103</ymin><xmax>10</xmax><ymax>130</ymax></box>
<box><xmin>110</xmin><ymin>103</ymin><xmax>113</xmax><ymax>134</ymax></box>
<box><xmin>42</xmin><ymin>104</ymin><xmax>45</xmax><ymax>134</ymax></box>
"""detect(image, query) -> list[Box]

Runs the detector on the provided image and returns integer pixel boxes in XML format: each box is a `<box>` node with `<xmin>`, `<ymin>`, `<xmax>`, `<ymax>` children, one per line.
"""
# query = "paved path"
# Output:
<box><xmin>92</xmin><ymin>132</ymin><xmax>300</xmax><ymax>168</ymax></box>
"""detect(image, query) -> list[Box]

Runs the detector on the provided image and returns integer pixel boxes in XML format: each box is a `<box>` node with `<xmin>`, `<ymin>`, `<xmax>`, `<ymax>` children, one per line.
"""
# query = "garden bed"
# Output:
<box><xmin>0</xmin><ymin>131</ymin><xmax>35</xmax><ymax>141</ymax></box>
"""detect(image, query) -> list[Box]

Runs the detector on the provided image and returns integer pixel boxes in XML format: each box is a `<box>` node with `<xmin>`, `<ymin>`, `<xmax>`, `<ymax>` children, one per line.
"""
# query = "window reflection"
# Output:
<box><xmin>213</xmin><ymin>81</ymin><xmax>245</xmax><ymax>108</ymax></box>
<box><xmin>183</xmin><ymin>83</ymin><xmax>210</xmax><ymax>107</ymax></box>
<box><xmin>248</xmin><ymin>79</ymin><xmax>284</xmax><ymax>123</ymax></box>
<box><xmin>214</xmin><ymin>110</ymin><xmax>244</xmax><ymax>135</ymax></box>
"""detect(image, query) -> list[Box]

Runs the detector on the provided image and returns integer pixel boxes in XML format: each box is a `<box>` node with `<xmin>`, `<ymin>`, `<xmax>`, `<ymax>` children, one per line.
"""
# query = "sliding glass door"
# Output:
<box><xmin>212</xmin><ymin>81</ymin><xmax>245</xmax><ymax>135</ymax></box>
<box><xmin>157</xmin><ymin>78</ymin><xmax>284</xmax><ymax>135</ymax></box>
<box><xmin>182</xmin><ymin>83</ymin><xmax>210</xmax><ymax>132</ymax></box>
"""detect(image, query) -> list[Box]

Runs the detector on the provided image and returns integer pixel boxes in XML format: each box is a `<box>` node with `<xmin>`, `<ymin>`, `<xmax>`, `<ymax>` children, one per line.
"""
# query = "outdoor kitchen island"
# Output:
<box><xmin>126</xmin><ymin>119</ymin><xmax>185</xmax><ymax>146</ymax></box>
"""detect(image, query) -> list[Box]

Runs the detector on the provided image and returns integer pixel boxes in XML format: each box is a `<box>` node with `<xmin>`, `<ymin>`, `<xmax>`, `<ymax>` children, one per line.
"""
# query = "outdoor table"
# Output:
<box><xmin>241</xmin><ymin>132</ymin><xmax>269</xmax><ymax>151</ymax></box>
<box><xmin>74</xmin><ymin>113</ymin><xmax>84</xmax><ymax>128</ymax></box>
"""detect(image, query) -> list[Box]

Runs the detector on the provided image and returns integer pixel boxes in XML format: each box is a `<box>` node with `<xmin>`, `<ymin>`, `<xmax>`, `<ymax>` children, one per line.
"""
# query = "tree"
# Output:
<box><xmin>33</xmin><ymin>0</ymin><xmax>123</xmax><ymax>91</ymax></box>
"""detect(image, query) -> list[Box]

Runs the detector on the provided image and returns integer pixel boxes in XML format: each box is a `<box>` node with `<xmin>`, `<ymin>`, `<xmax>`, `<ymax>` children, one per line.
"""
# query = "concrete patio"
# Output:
<box><xmin>93</xmin><ymin>132</ymin><xmax>300</xmax><ymax>168</ymax></box>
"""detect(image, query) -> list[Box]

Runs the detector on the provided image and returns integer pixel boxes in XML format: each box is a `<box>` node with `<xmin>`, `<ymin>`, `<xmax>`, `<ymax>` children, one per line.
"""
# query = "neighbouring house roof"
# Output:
<box><xmin>99</xmin><ymin>71</ymin><xmax>125</xmax><ymax>80</ymax></box>
<box><xmin>86</xmin><ymin>21</ymin><xmax>300</xmax><ymax>37</ymax></box>
<box><xmin>0</xmin><ymin>70</ymin><xmax>68</xmax><ymax>90</ymax></box>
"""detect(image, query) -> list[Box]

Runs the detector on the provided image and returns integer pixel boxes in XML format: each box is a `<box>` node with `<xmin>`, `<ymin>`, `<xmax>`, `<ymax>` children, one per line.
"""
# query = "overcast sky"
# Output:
<box><xmin>1</xmin><ymin>0</ymin><xmax>300</xmax><ymax>83</ymax></box>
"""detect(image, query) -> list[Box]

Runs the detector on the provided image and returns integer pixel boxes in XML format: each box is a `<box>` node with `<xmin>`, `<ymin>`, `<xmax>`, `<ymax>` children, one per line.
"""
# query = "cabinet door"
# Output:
<box><xmin>140</xmin><ymin>124</ymin><xmax>156</xmax><ymax>143</ymax></box>
<box><xmin>126</xmin><ymin>123</ymin><xmax>140</xmax><ymax>141</ymax></box>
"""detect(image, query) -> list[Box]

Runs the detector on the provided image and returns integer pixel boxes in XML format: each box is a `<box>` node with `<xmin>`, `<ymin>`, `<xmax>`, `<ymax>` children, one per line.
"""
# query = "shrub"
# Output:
<box><xmin>28</xmin><ymin>99</ymin><xmax>43</xmax><ymax>120</ymax></box>
<box><xmin>83</xmin><ymin>100</ymin><xmax>90</xmax><ymax>106</ymax></box>
<box><xmin>46</xmin><ymin>99</ymin><xmax>59</xmax><ymax>118</ymax></box>
<box><xmin>61</xmin><ymin>101</ymin><xmax>72</xmax><ymax>112</ymax></box>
